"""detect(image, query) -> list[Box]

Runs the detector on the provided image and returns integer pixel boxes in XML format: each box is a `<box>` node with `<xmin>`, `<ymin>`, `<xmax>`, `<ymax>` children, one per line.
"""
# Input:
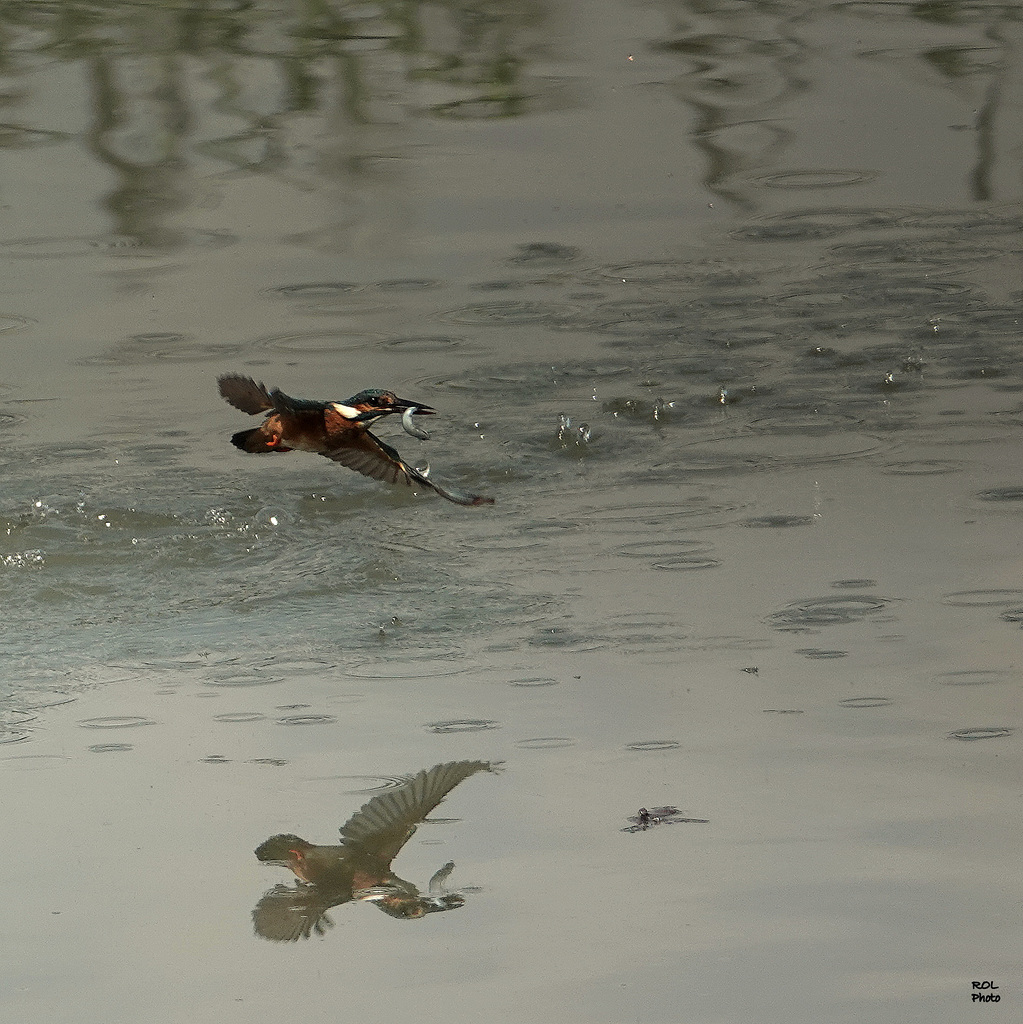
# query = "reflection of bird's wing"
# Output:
<box><xmin>339</xmin><ymin>761</ymin><xmax>492</xmax><ymax>862</ymax></box>
<box><xmin>218</xmin><ymin>374</ymin><xmax>274</xmax><ymax>415</ymax></box>
<box><xmin>252</xmin><ymin>882</ymin><xmax>341</xmax><ymax>943</ymax></box>
<box><xmin>322</xmin><ymin>433</ymin><xmax>494</xmax><ymax>507</ymax></box>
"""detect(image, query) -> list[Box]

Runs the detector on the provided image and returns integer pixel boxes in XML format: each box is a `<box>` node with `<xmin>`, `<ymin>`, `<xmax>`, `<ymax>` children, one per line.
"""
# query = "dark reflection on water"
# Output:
<box><xmin>252</xmin><ymin>760</ymin><xmax>496</xmax><ymax>940</ymax></box>
<box><xmin>0</xmin><ymin>0</ymin><xmax>562</xmax><ymax>248</ymax></box>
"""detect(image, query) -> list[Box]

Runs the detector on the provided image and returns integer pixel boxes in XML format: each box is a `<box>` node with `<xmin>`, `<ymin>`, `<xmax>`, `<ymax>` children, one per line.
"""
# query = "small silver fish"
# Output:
<box><xmin>402</xmin><ymin>406</ymin><xmax>431</xmax><ymax>440</ymax></box>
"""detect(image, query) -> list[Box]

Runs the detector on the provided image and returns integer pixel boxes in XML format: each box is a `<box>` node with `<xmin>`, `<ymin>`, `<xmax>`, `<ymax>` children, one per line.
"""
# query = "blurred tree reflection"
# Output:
<box><xmin>0</xmin><ymin>0</ymin><xmax>555</xmax><ymax>246</ymax></box>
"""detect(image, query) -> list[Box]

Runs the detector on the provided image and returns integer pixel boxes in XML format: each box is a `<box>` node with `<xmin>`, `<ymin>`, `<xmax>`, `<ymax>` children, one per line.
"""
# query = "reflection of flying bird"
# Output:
<box><xmin>252</xmin><ymin>760</ymin><xmax>496</xmax><ymax>941</ymax></box>
<box><xmin>218</xmin><ymin>373</ymin><xmax>493</xmax><ymax>507</ymax></box>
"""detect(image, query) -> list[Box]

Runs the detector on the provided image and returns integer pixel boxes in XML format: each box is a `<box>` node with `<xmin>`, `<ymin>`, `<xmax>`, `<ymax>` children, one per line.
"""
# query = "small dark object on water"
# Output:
<box><xmin>742</xmin><ymin>666</ymin><xmax>759</xmax><ymax>674</ymax></box>
<box><xmin>622</xmin><ymin>806</ymin><xmax>709</xmax><ymax>832</ymax></box>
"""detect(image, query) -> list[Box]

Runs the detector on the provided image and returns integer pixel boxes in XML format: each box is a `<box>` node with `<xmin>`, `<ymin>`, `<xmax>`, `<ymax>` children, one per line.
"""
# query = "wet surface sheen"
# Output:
<box><xmin>0</xmin><ymin>1</ymin><xmax>1020</xmax><ymax>1022</ymax></box>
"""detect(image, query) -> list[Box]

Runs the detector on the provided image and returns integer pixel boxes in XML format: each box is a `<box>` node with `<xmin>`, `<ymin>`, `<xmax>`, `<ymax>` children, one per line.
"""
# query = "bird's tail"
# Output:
<box><xmin>231</xmin><ymin>427</ymin><xmax>293</xmax><ymax>453</ymax></box>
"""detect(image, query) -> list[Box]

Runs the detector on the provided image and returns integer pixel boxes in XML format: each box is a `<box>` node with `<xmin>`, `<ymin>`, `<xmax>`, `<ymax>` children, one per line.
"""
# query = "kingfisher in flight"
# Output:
<box><xmin>251</xmin><ymin>760</ymin><xmax>496</xmax><ymax>940</ymax></box>
<box><xmin>217</xmin><ymin>373</ymin><xmax>493</xmax><ymax>506</ymax></box>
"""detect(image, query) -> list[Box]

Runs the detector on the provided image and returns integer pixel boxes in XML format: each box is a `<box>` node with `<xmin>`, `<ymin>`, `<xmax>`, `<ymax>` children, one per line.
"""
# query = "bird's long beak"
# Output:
<box><xmin>395</xmin><ymin>398</ymin><xmax>436</xmax><ymax>416</ymax></box>
<box><xmin>353</xmin><ymin>398</ymin><xmax>436</xmax><ymax>423</ymax></box>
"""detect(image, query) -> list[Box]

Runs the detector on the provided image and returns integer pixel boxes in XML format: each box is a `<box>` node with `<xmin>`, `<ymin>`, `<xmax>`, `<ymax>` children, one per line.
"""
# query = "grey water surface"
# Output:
<box><xmin>0</xmin><ymin>1</ymin><xmax>1020</xmax><ymax>1021</ymax></box>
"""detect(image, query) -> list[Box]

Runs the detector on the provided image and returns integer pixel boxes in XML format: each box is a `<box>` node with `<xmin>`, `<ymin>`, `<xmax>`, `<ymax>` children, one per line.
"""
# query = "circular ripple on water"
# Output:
<box><xmin>768</xmin><ymin>595</ymin><xmax>891</xmax><ymax>630</ymax></box>
<box><xmin>824</xmin><ymin>239</ymin><xmax>995</xmax><ymax>275</ymax></box>
<box><xmin>948</xmin><ymin>726</ymin><xmax>1015</xmax><ymax>741</ymax></box>
<box><xmin>508</xmin><ymin>242</ymin><xmax>581</xmax><ymax>265</ymax></box>
<box><xmin>437</xmin><ymin>301</ymin><xmax>564</xmax><ymax>325</ymax></box>
<box><xmin>82</xmin><ymin>337</ymin><xmax>244</xmax><ymax>366</ymax></box>
<box><xmin>379</xmin><ymin>334</ymin><xmax>483</xmax><ymax>355</ymax></box>
<box><xmin>679</xmin><ymin>430</ymin><xmax>885</xmax><ymax>471</ymax></box>
<box><xmin>130</xmin><ymin>331</ymin><xmax>190</xmax><ymax>346</ymax></box>
<box><xmin>838</xmin><ymin>696</ymin><xmax>893</xmax><ymax>708</ymax></box>
<box><xmin>742</xmin><ymin>514</ymin><xmax>814</xmax><ymax>528</ymax></box>
<box><xmin>426</xmin><ymin>719</ymin><xmax>499</xmax><ymax>734</ymax></box>
<box><xmin>977</xmin><ymin>487</ymin><xmax>1023</xmax><ymax>503</ymax></box>
<box><xmin>528</xmin><ymin>629</ymin><xmax>606</xmax><ymax>652</ymax></box>
<box><xmin>373</xmin><ymin>278</ymin><xmax>442</xmax><ymax>292</ymax></box>
<box><xmin>730</xmin><ymin>207</ymin><xmax>900</xmax><ymax>242</ymax></box>
<box><xmin>942</xmin><ymin>589</ymin><xmax>1023</xmax><ymax>608</ymax></box>
<box><xmin>0</xmin><ymin>236</ymin><xmax>121</xmax><ymax>258</ymax></box>
<box><xmin>2</xmin><ymin>232</ymin><xmax>233</xmax><ymax>259</ymax></box>
<box><xmin>0</xmin><ymin>754</ymin><xmax>70</xmax><ymax>769</ymax></box>
<box><xmin>275</xmin><ymin>714</ymin><xmax>337</xmax><ymax>726</ymax></box>
<box><xmin>832</xmin><ymin>579</ymin><xmax>877</xmax><ymax>589</ymax></box>
<box><xmin>626</xmin><ymin>740</ymin><xmax>681</xmax><ymax>752</ymax></box>
<box><xmin>936</xmin><ymin>669</ymin><xmax>1012</xmax><ymax>687</ymax></box>
<box><xmin>89</xmin><ymin>743</ymin><xmax>133</xmax><ymax>753</ymax></box>
<box><xmin>79</xmin><ymin>716</ymin><xmax>157</xmax><ymax>729</ymax></box>
<box><xmin>617</xmin><ymin>539</ymin><xmax>719</xmax><ymax>570</ymax></box>
<box><xmin>214</xmin><ymin>712</ymin><xmax>268</xmax><ymax>724</ymax></box>
<box><xmin>205</xmin><ymin>672</ymin><xmax>285</xmax><ymax>689</ymax></box>
<box><xmin>347</xmin><ymin>655</ymin><xmax>467</xmax><ymax>679</ymax></box>
<box><xmin>652</xmin><ymin>553</ymin><xmax>722</xmax><ymax>571</ymax></box>
<box><xmin>749</xmin><ymin>169</ymin><xmax>877</xmax><ymax>190</ymax></box>
<box><xmin>252</xmin><ymin>330</ymin><xmax>382</xmax><ymax>354</ymax></box>
<box><xmin>882</xmin><ymin>459</ymin><xmax>965</xmax><ymax>476</ymax></box>
<box><xmin>601</xmin><ymin>257</ymin><xmax>771</xmax><ymax>286</ymax></box>
<box><xmin>270</xmin><ymin>282</ymin><xmax>363</xmax><ymax>298</ymax></box>
<box><xmin>515</xmin><ymin>737</ymin><xmax>577</xmax><ymax>749</ymax></box>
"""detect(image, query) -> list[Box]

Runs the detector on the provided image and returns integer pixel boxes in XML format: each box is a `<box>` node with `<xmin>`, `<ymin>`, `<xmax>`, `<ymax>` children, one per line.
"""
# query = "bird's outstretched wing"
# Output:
<box><xmin>321</xmin><ymin>433</ymin><xmax>494</xmax><ymax>507</ymax></box>
<box><xmin>339</xmin><ymin>761</ymin><xmax>493</xmax><ymax>863</ymax></box>
<box><xmin>321</xmin><ymin>431</ymin><xmax>413</xmax><ymax>484</ymax></box>
<box><xmin>218</xmin><ymin>374</ymin><xmax>275</xmax><ymax>415</ymax></box>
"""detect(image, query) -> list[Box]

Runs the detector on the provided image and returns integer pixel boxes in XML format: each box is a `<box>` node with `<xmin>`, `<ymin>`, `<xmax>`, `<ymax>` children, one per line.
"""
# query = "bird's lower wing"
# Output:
<box><xmin>321</xmin><ymin>433</ymin><xmax>494</xmax><ymax>507</ymax></box>
<box><xmin>252</xmin><ymin>883</ymin><xmax>339</xmax><ymax>942</ymax></box>
<box><xmin>321</xmin><ymin>431</ymin><xmax>412</xmax><ymax>484</ymax></box>
<box><xmin>218</xmin><ymin>374</ymin><xmax>275</xmax><ymax>415</ymax></box>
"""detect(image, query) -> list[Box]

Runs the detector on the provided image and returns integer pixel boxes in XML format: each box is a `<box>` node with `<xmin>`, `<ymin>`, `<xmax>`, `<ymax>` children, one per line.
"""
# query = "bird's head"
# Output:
<box><xmin>334</xmin><ymin>390</ymin><xmax>437</xmax><ymax>425</ymax></box>
<box><xmin>255</xmin><ymin>834</ymin><xmax>314</xmax><ymax>866</ymax></box>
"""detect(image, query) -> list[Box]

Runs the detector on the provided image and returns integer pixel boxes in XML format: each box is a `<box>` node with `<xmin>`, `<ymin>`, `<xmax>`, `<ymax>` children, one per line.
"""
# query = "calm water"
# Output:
<box><xmin>1</xmin><ymin>1</ymin><xmax>1020</xmax><ymax>1021</ymax></box>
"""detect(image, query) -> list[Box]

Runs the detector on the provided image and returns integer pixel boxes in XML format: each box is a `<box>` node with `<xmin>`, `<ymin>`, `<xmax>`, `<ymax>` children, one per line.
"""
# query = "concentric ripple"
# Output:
<box><xmin>767</xmin><ymin>595</ymin><xmax>891</xmax><ymax>630</ymax></box>
<box><xmin>935</xmin><ymin>669</ymin><xmax>1011</xmax><ymax>687</ymax></box>
<box><xmin>79</xmin><ymin>716</ymin><xmax>157</xmax><ymax>729</ymax></box>
<box><xmin>947</xmin><ymin>726</ymin><xmax>1014</xmax><ymax>741</ymax></box>
<box><xmin>514</xmin><ymin>737</ymin><xmax>577</xmax><ymax>749</ymax></box>
<box><xmin>425</xmin><ymin>719</ymin><xmax>499</xmax><ymax>733</ymax></box>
